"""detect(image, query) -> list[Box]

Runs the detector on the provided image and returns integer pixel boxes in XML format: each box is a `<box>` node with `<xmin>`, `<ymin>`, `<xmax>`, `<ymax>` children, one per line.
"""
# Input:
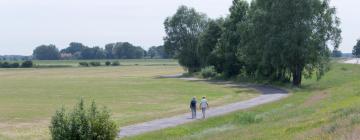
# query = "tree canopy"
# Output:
<box><xmin>353</xmin><ymin>40</ymin><xmax>360</xmax><ymax>58</ymax></box>
<box><xmin>165</xmin><ymin>0</ymin><xmax>341</xmax><ymax>86</ymax></box>
<box><xmin>33</xmin><ymin>45</ymin><xmax>60</xmax><ymax>60</ymax></box>
<box><xmin>164</xmin><ymin>5</ymin><xmax>208</xmax><ymax>72</ymax></box>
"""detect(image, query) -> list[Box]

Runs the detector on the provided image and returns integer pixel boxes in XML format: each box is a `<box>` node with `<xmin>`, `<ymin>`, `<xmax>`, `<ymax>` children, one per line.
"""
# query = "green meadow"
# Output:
<box><xmin>0</xmin><ymin>61</ymin><xmax>258</xmax><ymax>140</ymax></box>
<box><xmin>125</xmin><ymin>62</ymin><xmax>360</xmax><ymax>140</ymax></box>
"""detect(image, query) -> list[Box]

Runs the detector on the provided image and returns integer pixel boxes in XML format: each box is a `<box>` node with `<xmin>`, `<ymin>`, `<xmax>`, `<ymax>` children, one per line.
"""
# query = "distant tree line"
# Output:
<box><xmin>0</xmin><ymin>61</ymin><xmax>33</xmax><ymax>68</ymax></box>
<box><xmin>164</xmin><ymin>0</ymin><xmax>342</xmax><ymax>86</ymax></box>
<box><xmin>0</xmin><ymin>55</ymin><xmax>31</xmax><ymax>61</ymax></box>
<box><xmin>32</xmin><ymin>42</ymin><xmax>169</xmax><ymax>60</ymax></box>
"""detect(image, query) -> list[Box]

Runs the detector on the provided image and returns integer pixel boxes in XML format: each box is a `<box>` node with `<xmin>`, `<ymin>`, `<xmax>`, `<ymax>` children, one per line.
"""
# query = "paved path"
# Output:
<box><xmin>118</xmin><ymin>75</ymin><xmax>289</xmax><ymax>138</ymax></box>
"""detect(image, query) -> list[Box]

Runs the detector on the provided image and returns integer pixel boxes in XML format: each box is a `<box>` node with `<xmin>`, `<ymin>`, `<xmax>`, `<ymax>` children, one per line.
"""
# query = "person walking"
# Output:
<box><xmin>200</xmin><ymin>96</ymin><xmax>209</xmax><ymax>119</ymax></box>
<box><xmin>190</xmin><ymin>97</ymin><xmax>197</xmax><ymax>119</ymax></box>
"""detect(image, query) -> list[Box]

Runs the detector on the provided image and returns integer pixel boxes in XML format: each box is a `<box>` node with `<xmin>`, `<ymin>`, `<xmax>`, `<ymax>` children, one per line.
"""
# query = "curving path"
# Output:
<box><xmin>118</xmin><ymin>75</ymin><xmax>289</xmax><ymax>138</ymax></box>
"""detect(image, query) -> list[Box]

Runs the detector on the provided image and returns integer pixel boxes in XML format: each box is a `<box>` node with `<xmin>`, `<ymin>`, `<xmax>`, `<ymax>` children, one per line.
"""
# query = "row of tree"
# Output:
<box><xmin>164</xmin><ymin>0</ymin><xmax>342</xmax><ymax>86</ymax></box>
<box><xmin>32</xmin><ymin>42</ymin><xmax>169</xmax><ymax>60</ymax></box>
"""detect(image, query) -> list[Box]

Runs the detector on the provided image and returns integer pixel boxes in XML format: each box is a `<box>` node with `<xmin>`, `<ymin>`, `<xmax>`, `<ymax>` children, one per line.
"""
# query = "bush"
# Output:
<box><xmin>111</xmin><ymin>61</ymin><xmax>120</xmax><ymax>66</ymax></box>
<box><xmin>1</xmin><ymin>62</ymin><xmax>11</xmax><ymax>68</ymax></box>
<box><xmin>79</xmin><ymin>62</ymin><xmax>89</xmax><ymax>67</ymax></box>
<box><xmin>200</xmin><ymin>66</ymin><xmax>218</xmax><ymax>78</ymax></box>
<box><xmin>50</xmin><ymin>99</ymin><xmax>118</xmax><ymax>140</ymax></box>
<box><xmin>21</xmin><ymin>61</ymin><xmax>33</xmax><ymax>68</ymax></box>
<box><xmin>105</xmin><ymin>61</ymin><xmax>111</xmax><ymax>66</ymax></box>
<box><xmin>10</xmin><ymin>62</ymin><xmax>20</xmax><ymax>68</ymax></box>
<box><xmin>89</xmin><ymin>62</ymin><xmax>101</xmax><ymax>67</ymax></box>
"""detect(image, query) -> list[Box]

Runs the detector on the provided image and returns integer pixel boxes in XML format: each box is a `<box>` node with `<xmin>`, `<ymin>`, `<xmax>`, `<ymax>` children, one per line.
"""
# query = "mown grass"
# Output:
<box><xmin>0</xmin><ymin>65</ymin><xmax>258</xmax><ymax>140</ymax></box>
<box><xmin>124</xmin><ymin>62</ymin><xmax>360</xmax><ymax>140</ymax></box>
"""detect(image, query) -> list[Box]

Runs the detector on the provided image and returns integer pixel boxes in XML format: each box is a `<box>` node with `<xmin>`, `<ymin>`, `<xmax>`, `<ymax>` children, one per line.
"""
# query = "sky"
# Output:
<box><xmin>0</xmin><ymin>0</ymin><xmax>359</xmax><ymax>55</ymax></box>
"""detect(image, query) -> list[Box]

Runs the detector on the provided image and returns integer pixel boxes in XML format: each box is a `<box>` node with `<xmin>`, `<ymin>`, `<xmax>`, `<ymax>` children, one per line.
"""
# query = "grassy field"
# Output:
<box><xmin>0</xmin><ymin>64</ymin><xmax>258</xmax><ymax>139</ymax></box>
<box><xmin>125</xmin><ymin>62</ymin><xmax>360</xmax><ymax>140</ymax></box>
<box><xmin>32</xmin><ymin>59</ymin><xmax>179</xmax><ymax>67</ymax></box>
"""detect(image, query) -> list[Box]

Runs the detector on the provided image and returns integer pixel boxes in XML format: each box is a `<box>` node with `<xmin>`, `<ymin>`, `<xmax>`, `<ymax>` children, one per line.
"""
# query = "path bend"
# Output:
<box><xmin>118</xmin><ymin>75</ymin><xmax>289</xmax><ymax>138</ymax></box>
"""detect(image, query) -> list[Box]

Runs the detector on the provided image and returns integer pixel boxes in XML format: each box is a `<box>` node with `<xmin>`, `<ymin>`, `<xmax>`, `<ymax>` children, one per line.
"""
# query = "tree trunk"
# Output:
<box><xmin>292</xmin><ymin>65</ymin><xmax>302</xmax><ymax>87</ymax></box>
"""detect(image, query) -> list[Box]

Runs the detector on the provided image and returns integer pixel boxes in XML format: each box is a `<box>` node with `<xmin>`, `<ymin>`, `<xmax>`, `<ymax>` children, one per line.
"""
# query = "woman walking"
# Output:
<box><xmin>200</xmin><ymin>96</ymin><xmax>209</xmax><ymax>119</ymax></box>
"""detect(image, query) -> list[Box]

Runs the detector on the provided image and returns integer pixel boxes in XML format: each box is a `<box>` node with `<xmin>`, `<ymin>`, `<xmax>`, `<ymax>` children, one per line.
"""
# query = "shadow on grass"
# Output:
<box><xmin>155</xmin><ymin>74</ymin><xmax>288</xmax><ymax>95</ymax></box>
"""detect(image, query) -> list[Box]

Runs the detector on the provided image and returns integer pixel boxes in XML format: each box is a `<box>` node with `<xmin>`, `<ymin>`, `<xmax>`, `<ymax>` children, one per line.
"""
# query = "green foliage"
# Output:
<box><xmin>33</xmin><ymin>45</ymin><xmax>61</xmax><ymax>60</ymax></box>
<box><xmin>215</xmin><ymin>0</ymin><xmax>249</xmax><ymax>77</ymax></box>
<box><xmin>111</xmin><ymin>61</ymin><xmax>120</xmax><ymax>66</ymax></box>
<box><xmin>21</xmin><ymin>61</ymin><xmax>34</xmax><ymax>68</ymax></box>
<box><xmin>243</xmin><ymin>0</ymin><xmax>341</xmax><ymax>86</ymax></box>
<box><xmin>10</xmin><ymin>62</ymin><xmax>20</xmax><ymax>68</ymax></box>
<box><xmin>148</xmin><ymin>46</ymin><xmax>169</xmax><ymax>59</ymax></box>
<box><xmin>105</xmin><ymin>61</ymin><xmax>111</xmax><ymax>66</ymax></box>
<box><xmin>49</xmin><ymin>99</ymin><xmax>118</xmax><ymax>140</ymax></box>
<box><xmin>353</xmin><ymin>39</ymin><xmax>360</xmax><ymax>58</ymax></box>
<box><xmin>89</xmin><ymin>62</ymin><xmax>101</xmax><ymax>67</ymax></box>
<box><xmin>81</xmin><ymin>47</ymin><xmax>106</xmax><ymax>60</ymax></box>
<box><xmin>165</xmin><ymin>0</ymin><xmax>341</xmax><ymax>86</ymax></box>
<box><xmin>79</xmin><ymin>62</ymin><xmax>89</xmax><ymax>67</ymax></box>
<box><xmin>332</xmin><ymin>49</ymin><xmax>343</xmax><ymax>57</ymax></box>
<box><xmin>198</xmin><ymin>19</ymin><xmax>223</xmax><ymax>68</ymax></box>
<box><xmin>200</xmin><ymin>66</ymin><xmax>218</xmax><ymax>78</ymax></box>
<box><xmin>164</xmin><ymin>5</ymin><xmax>208</xmax><ymax>72</ymax></box>
<box><xmin>111</xmin><ymin>42</ymin><xmax>145</xmax><ymax>59</ymax></box>
<box><xmin>61</xmin><ymin>42</ymin><xmax>86</xmax><ymax>55</ymax></box>
<box><xmin>57</xmin><ymin>42</ymin><xmax>148</xmax><ymax>60</ymax></box>
<box><xmin>0</xmin><ymin>61</ymin><xmax>23</xmax><ymax>68</ymax></box>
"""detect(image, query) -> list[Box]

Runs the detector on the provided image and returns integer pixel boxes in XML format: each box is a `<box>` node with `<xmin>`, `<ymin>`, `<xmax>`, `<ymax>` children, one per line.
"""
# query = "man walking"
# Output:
<box><xmin>200</xmin><ymin>96</ymin><xmax>209</xmax><ymax>119</ymax></box>
<box><xmin>190</xmin><ymin>97</ymin><xmax>197</xmax><ymax>119</ymax></box>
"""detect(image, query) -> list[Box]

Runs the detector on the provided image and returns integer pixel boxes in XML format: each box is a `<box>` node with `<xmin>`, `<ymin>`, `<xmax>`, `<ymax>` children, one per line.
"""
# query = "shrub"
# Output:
<box><xmin>50</xmin><ymin>99</ymin><xmax>118</xmax><ymax>140</ymax></box>
<box><xmin>105</xmin><ymin>61</ymin><xmax>111</xmax><ymax>66</ymax></box>
<box><xmin>200</xmin><ymin>66</ymin><xmax>218</xmax><ymax>78</ymax></box>
<box><xmin>89</xmin><ymin>62</ymin><xmax>101</xmax><ymax>67</ymax></box>
<box><xmin>111</xmin><ymin>61</ymin><xmax>120</xmax><ymax>66</ymax></box>
<box><xmin>1</xmin><ymin>62</ymin><xmax>11</xmax><ymax>68</ymax></box>
<box><xmin>21</xmin><ymin>61</ymin><xmax>33</xmax><ymax>68</ymax></box>
<box><xmin>79</xmin><ymin>62</ymin><xmax>89</xmax><ymax>67</ymax></box>
<box><xmin>10</xmin><ymin>62</ymin><xmax>20</xmax><ymax>68</ymax></box>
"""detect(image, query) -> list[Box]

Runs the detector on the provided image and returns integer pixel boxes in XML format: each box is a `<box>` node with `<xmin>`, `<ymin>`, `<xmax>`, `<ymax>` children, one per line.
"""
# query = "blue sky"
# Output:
<box><xmin>0</xmin><ymin>0</ymin><xmax>358</xmax><ymax>55</ymax></box>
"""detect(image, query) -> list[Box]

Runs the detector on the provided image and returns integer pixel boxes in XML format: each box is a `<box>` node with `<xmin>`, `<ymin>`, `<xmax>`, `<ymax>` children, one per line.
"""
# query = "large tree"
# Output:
<box><xmin>80</xmin><ymin>47</ymin><xmax>106</xmax><ymax>59</ymax></box>
<box><xmin>353</xmin><ymin>40</ymin><xmax>360</xmax><ymax>58</ymax></box>
<box><xmin>148</xmin><ymin>46</ymin><xmax>169</xmax><ymax>59</ymax></box>
<box><xmin>245</xmin><ymin>0</ymin><xmax>341</xmax><ymax>86</ymax></box>
<box><xmin>215</xmin><ymin>0</ymin><xmax>249</xmax><ymax>77</ymax></box>
<box><xmin>164</xmin><ymin>6</ymin><xmax>208</xmax><ymax>72</ymax></box>
<box><xmin>112</xmin><ymin>42</ymin><xmax>145</xmax><ymax>59</ymax></box>
<box><xmin>33</xmin><ymin>45</ymin><xmax>60</xmax><ymax>60</ymax></box>
<box><xmin>198</xmin><ymin>19</ymin><xmax>223</xmax><ymax>68</ymax></box>
<box><xmin>60</xmin><ymin>42</ymin><xmax>86</xmax><ymax>54</ymax></box>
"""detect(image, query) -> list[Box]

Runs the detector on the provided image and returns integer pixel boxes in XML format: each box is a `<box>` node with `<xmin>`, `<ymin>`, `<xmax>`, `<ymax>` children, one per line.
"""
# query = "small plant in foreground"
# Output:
<box><xmin>50</xmin><ymin>99</ymin><xmax>118</xmax><ymax>140</ymax></box>
<box><xmin>200</xmin><ymin>66</ymin><xmax>218</xmax><ymax>78</ymax></box>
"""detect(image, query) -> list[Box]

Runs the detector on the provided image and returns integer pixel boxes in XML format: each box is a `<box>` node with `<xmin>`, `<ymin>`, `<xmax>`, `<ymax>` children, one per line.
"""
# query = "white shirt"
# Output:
<box><xmin>200</xmin><ymin>99</ymin><xmax>208</xmax><ymax>108</ymax></box>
